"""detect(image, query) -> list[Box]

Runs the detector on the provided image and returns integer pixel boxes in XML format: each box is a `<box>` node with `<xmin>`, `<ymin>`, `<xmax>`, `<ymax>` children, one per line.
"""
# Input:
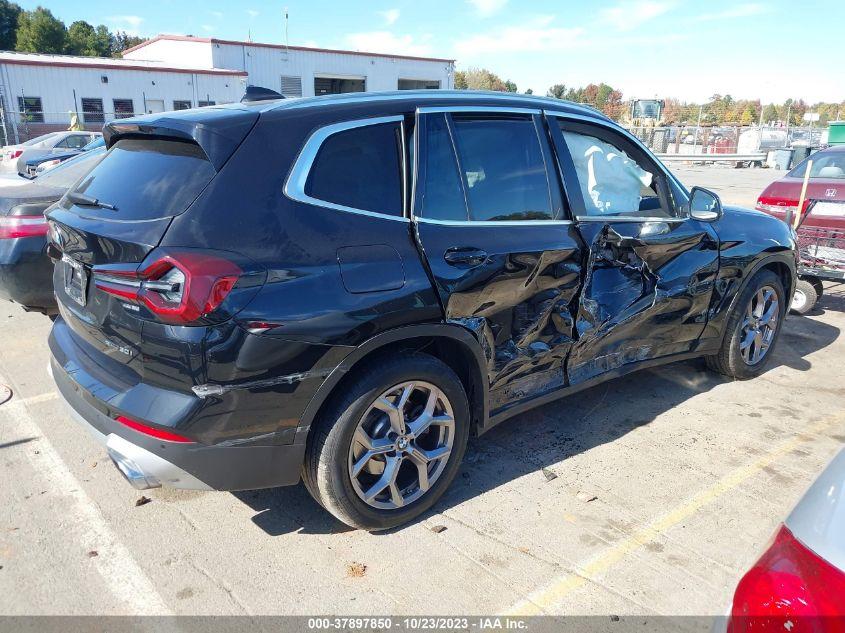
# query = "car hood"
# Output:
<box><xmin>0</xmin><ymin>181</ymin><xmax>65</xmax><ymax>215</ymax></box>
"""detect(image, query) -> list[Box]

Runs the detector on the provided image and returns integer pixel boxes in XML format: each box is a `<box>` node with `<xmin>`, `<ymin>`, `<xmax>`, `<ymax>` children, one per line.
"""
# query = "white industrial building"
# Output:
<box><xmin>0</xmin><ymin>35</ymin><xmax>455</xmax><ymax>143</ymax></box>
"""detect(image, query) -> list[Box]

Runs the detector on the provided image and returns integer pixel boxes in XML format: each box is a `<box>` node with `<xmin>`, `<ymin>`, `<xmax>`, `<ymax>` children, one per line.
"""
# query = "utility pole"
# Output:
<box><xmin>692</xmin><ymin>104</ymin><xmax>703</xmax><ymax>155</ymax></box>
<box><xmin>284</xmin><ymin>8</ymin><xmax>289</xmax><ymax>53</ymax></box>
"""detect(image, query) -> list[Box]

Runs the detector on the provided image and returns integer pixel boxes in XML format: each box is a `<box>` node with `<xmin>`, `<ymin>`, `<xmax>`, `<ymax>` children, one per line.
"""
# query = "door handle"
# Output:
<box><xmin>444</xmin><ymin>247</ymin><xmax>488</xmax><ymax>267</ymax></box>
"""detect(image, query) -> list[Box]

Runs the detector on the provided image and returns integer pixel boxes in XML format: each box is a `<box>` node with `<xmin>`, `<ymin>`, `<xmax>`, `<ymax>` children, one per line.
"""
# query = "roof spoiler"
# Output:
<box><xmin>103</xmin><ymin>107</ymin><xmax>259</xmax><ymax>171</ymax></box>
<box><xmin>241</xmin><ymin>85</ymin><xmax>284</xmax><ymax>103</ymax></box>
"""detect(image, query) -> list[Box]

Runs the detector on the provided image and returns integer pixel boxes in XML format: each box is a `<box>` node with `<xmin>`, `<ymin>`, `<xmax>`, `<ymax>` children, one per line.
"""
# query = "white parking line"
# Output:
<box><xmin>2</xmin><ymin>396</ymin><xmax>172</xmax><ymax>615</ymax></box>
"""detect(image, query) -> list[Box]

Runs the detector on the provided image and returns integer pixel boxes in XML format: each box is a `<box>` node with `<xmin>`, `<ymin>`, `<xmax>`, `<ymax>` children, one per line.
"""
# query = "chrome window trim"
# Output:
<box><xmin>417</xmin><ymin>105</ymin><xmax>541</xmax><ymax>116</ymax></box>
<box><xmin>574</xmin><ymin>216</ymin><xmax>686</xmax><ymax>223</ymax></box>
<box><xmin>415</xmin><ymin>217</ymin><xmax>573</xmax><ymax>227</ymax></box>
<box><xmin>544</xmin><ymin>109</ymin><xmax>692</xmax><ymax>209</ymax></box>
<box><xmin>283</xmin><ymin>114</ymin><xmax>410</xmax><ymax>223</ymax></box>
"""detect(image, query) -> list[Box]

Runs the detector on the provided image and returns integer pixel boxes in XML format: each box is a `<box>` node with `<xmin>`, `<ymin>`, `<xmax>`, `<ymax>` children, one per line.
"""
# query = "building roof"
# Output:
<box><xmin>123</xmin><ymin>34</ymin><xmax>456</xmax><ymax>64</ymax></box>
<box><xmin>0</xmin><ymin>50</ymin><xmax>247</xmax><ymax>76</ymax></box>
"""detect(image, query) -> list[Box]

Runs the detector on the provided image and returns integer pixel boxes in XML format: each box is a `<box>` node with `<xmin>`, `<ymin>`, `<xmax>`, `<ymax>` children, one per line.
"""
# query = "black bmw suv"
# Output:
<box><xmin>47</xmin><ymin>91</ymin><xmax>796</xmax><ymax>530</ymax></box>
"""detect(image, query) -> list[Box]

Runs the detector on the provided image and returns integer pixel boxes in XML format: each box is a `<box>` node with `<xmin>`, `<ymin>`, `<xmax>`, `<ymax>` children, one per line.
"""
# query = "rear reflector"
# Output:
<box><xmin>727</xmin><ymin>524</ymin><xmax>845</xmax><ymax>631</ymax></box>
<box><xmin>0</xmin><ymin>215</ymin><xmax>48</xmax><ymax>240</ymax></box>
<box><xmin>115</xmin><ymin>415</ymin><xmax>194</xmax><ymax>443</ymax></box>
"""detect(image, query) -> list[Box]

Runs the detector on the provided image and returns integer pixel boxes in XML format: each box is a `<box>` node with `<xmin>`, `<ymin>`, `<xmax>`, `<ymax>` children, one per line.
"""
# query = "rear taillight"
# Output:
<box><xmin>93</xmin><ymin>249</ymin><xmax>242</xmax><ymax>325</ymax></box>
<box><xmin>0</xmin><ymin>215</ymin><xmax>49</xmax><ymax>240</ymax></box>
<box><xmin>115</xmin><ymin>415</ymin><xmax>193</xmax><ymax>443</ymax></box>
<box><xmin>727</xmin><ymin>525</ymin><xmax>845</xmax><ymax>631</ymax></box>
<box><xmin>7</xmin><ymin>150</ymin><xmax>22</xmax><ymax>160</ymax></box>
<box><xmin>756</xmin><ymin>195</ymin><xmax>810</xmax><ymax>216</ymax></box>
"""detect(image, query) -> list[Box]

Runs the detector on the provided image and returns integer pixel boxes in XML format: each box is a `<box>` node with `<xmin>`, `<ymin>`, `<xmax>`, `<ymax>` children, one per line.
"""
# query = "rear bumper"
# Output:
<box><xmin>50</xmin><ymin>354</ymin><xmax>307</xmax><ymax>491</ymax></box>
<box><xmin>0</xmin><ymin>237</ymin><xmax>56</xmax><ymax>312</ymax></box>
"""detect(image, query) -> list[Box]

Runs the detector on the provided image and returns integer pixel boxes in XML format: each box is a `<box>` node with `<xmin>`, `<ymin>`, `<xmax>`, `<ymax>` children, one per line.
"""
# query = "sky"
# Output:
<box><xmin>24</xmin><ymin>0</ymin><xmax>845</xmax><ymax>103</ymax></box>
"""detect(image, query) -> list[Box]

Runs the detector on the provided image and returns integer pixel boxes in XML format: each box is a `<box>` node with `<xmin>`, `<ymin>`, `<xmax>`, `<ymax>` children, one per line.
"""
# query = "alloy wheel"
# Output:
<box><xmin>740</xmin><ymin>285</ymin><xmax>780</xmax><ymax>365</ymax></box>
<box><xmin>348</xmin><ymin>381</ymin><xmax>455</xmax><ymax>510</ymax></box>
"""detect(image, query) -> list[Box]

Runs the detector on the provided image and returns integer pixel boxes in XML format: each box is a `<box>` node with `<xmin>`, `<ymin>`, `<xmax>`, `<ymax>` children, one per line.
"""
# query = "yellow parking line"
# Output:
<box><xmin>505</xmin><ymin>413</ymin><xmax>844</xmax><ymax>616</ymax></box>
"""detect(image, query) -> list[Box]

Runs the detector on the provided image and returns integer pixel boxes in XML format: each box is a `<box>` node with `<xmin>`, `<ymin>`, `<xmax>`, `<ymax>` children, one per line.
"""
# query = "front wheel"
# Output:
<box><xmin>303</xmin><ymin>353</ymin><xmax>470</xmax><ymax>531</ymax></box>
<box><xmin>706</xmin><ymin>270</ymin><xmax>786</xmax><ymax>379</ymax></box>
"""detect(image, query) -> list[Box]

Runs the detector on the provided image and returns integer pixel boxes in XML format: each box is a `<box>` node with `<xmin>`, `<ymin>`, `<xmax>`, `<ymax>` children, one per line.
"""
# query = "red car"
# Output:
<box><xmin>725</xmin><ymin>448</ymin><xmax>845</xmax><ymax>632</ymax></box>
<box><xmin>757</xmin><ymin>146</ymin><xmax>845</xmax><ymax>313</ymax></box>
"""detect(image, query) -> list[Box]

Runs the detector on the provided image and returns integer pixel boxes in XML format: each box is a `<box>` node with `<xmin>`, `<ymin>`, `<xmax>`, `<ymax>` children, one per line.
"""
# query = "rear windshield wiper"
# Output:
<box><xmin>66</xmin><ymin>191</ymin><xmax>118</xmax><ymax>211</ymax></box>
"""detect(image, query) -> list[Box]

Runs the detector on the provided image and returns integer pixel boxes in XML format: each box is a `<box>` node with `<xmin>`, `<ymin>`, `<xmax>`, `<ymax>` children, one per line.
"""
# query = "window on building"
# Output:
<box><xmin>112</xmin><ymin>99</ymin><xmax>134</xmax><ymax>119</ymax></box>
<box><xmin>304</xmin><ymin>121</ymin><xmax>403</xmax><ymax>216</ymax></box>
<box><xmin>314</xmin><ymin>77</ymin><xmax>365</xmax><ymax>96</ymax></box>
<box><xmin>173</xmin><ymin>100</ymin><xmax>192</xmax><ymax>111</ymax></box>
<box><xmin>398</xmin><ymin>79</ymin><xmax>441</xmax><ymax>90</ymax></box>
<box><xmin>450</xmin><ymin>116</ymin><xmax>554</xmax><ymax>222</ymax></box>
<box><xmin>197</xmin><ymin>100</ymin><xmax>216</xmax><ymax>107</ymax></box>
<box><xmin>280</xmin><ymin>76</ymin><xmax>302</xmax><ymax>98</ymax></box>
<box><xmin>17</xmin><ymin>96</ymin><xmax>44</xmax><ymax>123</ymax></box>
<box><xmin>81</xmin><ymin>98</ymin><xmax>105</xmax><ymax>123</ymax></box>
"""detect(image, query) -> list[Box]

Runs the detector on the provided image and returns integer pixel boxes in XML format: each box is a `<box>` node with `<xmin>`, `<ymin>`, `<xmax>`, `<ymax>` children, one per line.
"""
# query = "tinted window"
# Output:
<box><xmin>37</xmin><ymin>149</ymin><xmax>105</xmax><ymax>189</ymax></box>
<box><xmin>451</xmin><ymin>117</ymin><xmax>554</xmax><ymax>221</ymax></box>
<box><xmin>71</xmin><ymin>139</ymin><xmax>215</xmax><ymax>220</ymax></box>
<box><xmin>418</xmin><ymin>113</ymin><xmax>467</xmax><ymax>221</ymax></box>
<box><xmin>788</xmin><ymin>150</ymin><xmax>845</xmax><ymax>179</ymax></box>
<box><xmin>306</xmin><ymin>122</ymin><xmax>403</xmax><ymax>216</ymax></box>
<box><xmin>561</xmin><ymin>127</ymin><xmax>672</xmax><ymax>218</ymax></box>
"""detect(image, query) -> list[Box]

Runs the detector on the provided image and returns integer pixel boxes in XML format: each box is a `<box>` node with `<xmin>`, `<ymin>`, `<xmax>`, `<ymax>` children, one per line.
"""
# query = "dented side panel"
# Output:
<box><xmin>415</xmin><ymin>221</ymin><xmax>585</xmax><ymax>410</ymax></box>
<box><xmin>567</xmin><ymin>219</ymin><xmax>719</xmax><ymax>384</ymax></box>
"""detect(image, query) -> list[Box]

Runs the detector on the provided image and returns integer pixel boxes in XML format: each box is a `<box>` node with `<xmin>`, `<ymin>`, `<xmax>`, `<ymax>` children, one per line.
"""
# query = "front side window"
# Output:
<box><xmin>560</xmin><ymin>124</ymin><xmax>675</xmax><ymax>218</ymax></box>
<box><xmin>451</xmin><ymin>116</ymin><xmax>554</xmax><ymax>222</ymax></box>
<box><xmin>305</xmin><ymin>121</ymin><xmax>403</xmax><ymax>217</ymax></box>
<box><xmin>57</xmin><ymin>134</ymin><xmax>89</xmax><ymax>149</ymax></box>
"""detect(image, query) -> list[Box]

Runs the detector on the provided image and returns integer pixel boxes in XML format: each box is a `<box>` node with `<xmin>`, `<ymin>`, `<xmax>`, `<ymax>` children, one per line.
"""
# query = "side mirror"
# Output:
<box><xmin>689</xmin><ymin>186</ymin><xmax>723</xmax><ymax>222</ymax></box>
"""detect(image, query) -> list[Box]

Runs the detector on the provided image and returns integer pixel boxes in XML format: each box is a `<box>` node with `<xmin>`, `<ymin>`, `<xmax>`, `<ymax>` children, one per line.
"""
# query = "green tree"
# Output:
<box><xmin>546</xmin><ymin>84</ymin><xmax>567</xmax><ymax>99</ymax></box>
<box><xmin>0</xmin><ymin>0</ymin><xmax>21</xmax><ymax>50</ymax></box>
<box><xmin>66</xmin><ymin>21</ymin><xmax>113</xmax><ymax>56</ymax></box>
<box><xmin>761</xmin><ymin>103</ymin><xmax>778</xmax><ymax>125</ymax></box>
<box><xmin>524</xmin><ymin>88</ymin><xmax>533</xmax><ymax>95</ymax></box>
<box><xmin>453</xmin><ymin>67</ymin><xmax>508</xmax><ymax>91</ymax></box>
<box><xmin>16</xmin><ymin>6</ymin><xmax>66</xmax><ymax>54</ymax></box>
<box><xmin>504</xmin><ymin>79</ymin><xmax>517</xmax><ymax>93</ymax></box>
<box><xmin>113</xmin><ymin>30</ymin><xmax>145</xmax><ymax>57</ymax></box>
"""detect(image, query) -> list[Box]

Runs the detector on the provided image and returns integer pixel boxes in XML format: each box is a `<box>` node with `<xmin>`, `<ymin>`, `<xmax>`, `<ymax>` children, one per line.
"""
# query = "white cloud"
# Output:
<box><xmin>600</xmin><ymin>1</ymin><xmax>673</xmax><ymax>32</ymax></box>
<box><xmin>379</xmin><ymin>9</ymin><xmax>400</xmax><ymax>26</ymax></box>
<box><xmin>247</xmin><ymin>9</ymin><xmax>259</xmax><ymax>18</ymax></box>
<box><xmin>466</xmin><ymin>0</ymin><xmax>508</xmax><ymax>17</ymax></box>
<box><xmin>344</xmin><ymin>31</ymin><xmax>433</xmax><ymax>57</ymax></box>
<box><xmin>454</xmin><ymin>18</ymin><xmax>584</xmax><ymax>56</ymax></box>
<box><xmin>106</xmin><ymin>15</ymin><xmax>144</xmax><ymax>28</ymax></box>
<box><xmin>694</xmin><ymin>3</ymin><xmax>767</xmax><ymax>22</ymax></box>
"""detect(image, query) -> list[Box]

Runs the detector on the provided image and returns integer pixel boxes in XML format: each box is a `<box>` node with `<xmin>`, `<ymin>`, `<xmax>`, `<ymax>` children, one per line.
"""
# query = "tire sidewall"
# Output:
<box><xmin>315</xmin><ymin>355</ymin><xmax>470</xmax><ymax>530</ymax></box>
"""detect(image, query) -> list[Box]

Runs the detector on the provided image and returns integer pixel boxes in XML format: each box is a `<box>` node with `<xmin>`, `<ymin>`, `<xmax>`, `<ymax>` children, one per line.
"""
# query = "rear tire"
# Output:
<box><xmin>303</xmin><ymin>352</ymin><xmax>469</xmax><ymax>531</ymax></box>
<box><xmin>789</xmin><ymin>278</ymin><xmax>818</xmax><ymax>315</ymax></box>
<box><xmin>706</xmin><ymin>270</ymin><xmax>786</xmax><ymax>379</ymax></box>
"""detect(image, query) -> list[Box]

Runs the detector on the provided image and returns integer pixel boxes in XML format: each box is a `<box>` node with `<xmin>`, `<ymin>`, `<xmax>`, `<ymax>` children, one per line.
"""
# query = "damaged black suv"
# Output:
<box><xmin>47</xmin><ymin>91</ymin><xmax>796</xmax><ymax>530</ymax></box>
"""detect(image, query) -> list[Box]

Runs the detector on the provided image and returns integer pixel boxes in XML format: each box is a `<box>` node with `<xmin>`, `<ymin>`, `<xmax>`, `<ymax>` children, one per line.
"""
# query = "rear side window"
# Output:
<box><xmin>72</xmin><ymin>139</ymin><xmax>215</xmax><ymax>220</ymax></box>
<box><xmin>418</xmin><ymin>113</ymin><xmax>467</xmax><ymax>222</ymax></box>
<box><xmin>305</xmin><ymin>122</ymin><xmax>403</xmax><ymax>217</ymax></box>
<box><xmin>788</xmin><ymin>151</ymin><xmax>845</xmax><ymax>179</ymax></box>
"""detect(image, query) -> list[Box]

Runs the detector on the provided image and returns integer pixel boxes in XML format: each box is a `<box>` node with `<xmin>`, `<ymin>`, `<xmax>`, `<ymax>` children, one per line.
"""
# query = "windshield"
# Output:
<box><xmin>82</xmin><ymin>137</ymin><xmax>105</xmax><ymax>151</ymax></box>
<box><xmin>22</xmin><ymin>132</ymin><xmax>61</xmax><ymax>147</ymax></box>
<box><xmin>37</xmin><ymin>148</ymin><xmax>106</xmax><ymax>189</ymax></box>
<box><xmin>788</xmin><ymin>150</ymin><xmax>845</xmax><ymax>179</ymax></box>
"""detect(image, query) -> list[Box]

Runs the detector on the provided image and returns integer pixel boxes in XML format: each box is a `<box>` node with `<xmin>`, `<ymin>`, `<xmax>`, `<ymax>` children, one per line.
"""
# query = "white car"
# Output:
<box><xmin>1</xmin><ymin>131</ymin><xmax>99</xmax><ymax>174</ymax></box>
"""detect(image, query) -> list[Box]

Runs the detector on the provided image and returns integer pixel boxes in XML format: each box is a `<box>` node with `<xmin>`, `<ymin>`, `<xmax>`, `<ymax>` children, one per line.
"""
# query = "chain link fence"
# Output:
<box><xmin>624</xmin><ymin>125</ymin><xmax>825</xmax><ymax>156</ymax></box>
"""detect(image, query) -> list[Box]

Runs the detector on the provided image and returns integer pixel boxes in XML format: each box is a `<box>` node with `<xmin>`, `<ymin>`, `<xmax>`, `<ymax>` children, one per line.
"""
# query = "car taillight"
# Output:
<box><xmin>727</xmin><ymin>524</ymin><xmax>845</xmax><ymax>632</ymax></box>
<box><xmin>115</xmin><ymin>415</ymin><xmax>193</xmax><ymax>443</ymax></box>
<box><xmin>36</xmin><ymin>158</ymin><xmax>62</xmax><ymax>173</ymax></box>
<box><xmin>8</xmin><ymin>150</ymin><xmax>22</xmax><ymax>160</ymax></box>
<box><xmin>0</xmin><ymin>215</ymin><xmax>49</xmax><ymax>239</ymax></box>
<box><xmin>93</xmin><ymin>249</ymin><xmax>242</xmax><ymax>325</ymax></box>
<box><xmin>756</xmin><ymin>195</ymin><xmax>810</xmax><ymax>216</ymax></box>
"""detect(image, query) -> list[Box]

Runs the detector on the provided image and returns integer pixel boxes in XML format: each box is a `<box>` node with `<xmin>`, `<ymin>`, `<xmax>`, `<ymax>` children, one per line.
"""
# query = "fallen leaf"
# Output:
<box><xmin>135</xmin><ymin>496</ymin><xmax>152</xmax><ymax>507</ymax></box>
<box><xmin>431</xmin><ymin>525</ymin><xmax>447</xmax><ymax>534</ymax></box>
<box><xmin>542</xmin><ymin>468</ymin><xmax>558</xmax><ymax>482</ymax></box>
<box><xmin>87</xmin><ymin>550</ymin><xmax>98</xmax><ymax>558</ymax></box>
<box><xmin>345</xmin><ymin>562</ymin><xmax>367</xmax><ymax>578</ymax></box>
<box><xmin>576</xmin><ymin>491</ymin><xmax>598</xmax><ymax>503</ymax></box>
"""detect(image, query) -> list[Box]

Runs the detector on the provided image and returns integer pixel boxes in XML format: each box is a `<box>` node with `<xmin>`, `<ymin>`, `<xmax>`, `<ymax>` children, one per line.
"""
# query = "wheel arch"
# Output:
<box><xmin>298</xmin><ymin>324</ymin><xmax>490</xmax><ymax>443</ymax></box>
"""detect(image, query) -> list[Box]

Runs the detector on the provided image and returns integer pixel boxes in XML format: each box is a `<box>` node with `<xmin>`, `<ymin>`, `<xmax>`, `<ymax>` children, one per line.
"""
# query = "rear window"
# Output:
<box><xmin>72</xmin><ymin>139</ymin><xmax>215</xmax><ymax>220</ymax></box>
